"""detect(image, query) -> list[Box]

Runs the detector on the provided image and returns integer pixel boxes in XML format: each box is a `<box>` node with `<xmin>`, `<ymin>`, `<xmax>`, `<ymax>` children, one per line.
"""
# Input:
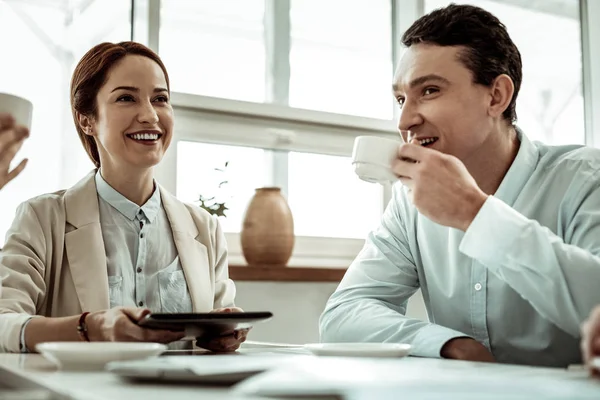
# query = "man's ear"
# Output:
<box><xmin>76</xmin><ymin>112</ymin><xmax>95</xmax><ymax>136</ymax></box>
<box><xmin>487</xmin><ymin>74</ymin><xmax>515</xmax><ymax>119</ymax></box>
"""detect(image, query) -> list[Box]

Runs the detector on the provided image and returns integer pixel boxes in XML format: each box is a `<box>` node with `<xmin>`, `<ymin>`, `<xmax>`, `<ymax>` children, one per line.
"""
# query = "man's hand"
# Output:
<box><xmin>581</xmin><ymin>306</ymin><xmax>600</xmax><ymax>376</ymax></box>
<box><xmin>392</xmin><ymin>143</ymin><xmax>488</xmax><ymax>231</ymax></box>
<box><xmin>441</xmin><ymin>338</ymin><xmax>496</xmax><ymax>362</ymax></box>
<box><xmin>0</xmin><ymin>113</ymin><xmax>29</xmax><ymax>190</ymax></box>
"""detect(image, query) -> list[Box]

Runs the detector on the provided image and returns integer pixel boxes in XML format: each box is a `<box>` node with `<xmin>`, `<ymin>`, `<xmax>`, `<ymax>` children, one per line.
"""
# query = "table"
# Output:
<box><xmin>0</xmin><ymin>353</ymin><xmax>261</xmax><ymax>400</ymax></box>
<box><xmin>235</xmin><ymin>355</ymin><xmax>600</xmax><ymax>399</ymax></box>
<box><xmin>0</xmin><ymin>349</ymin><xmax>599</xmax><ymax>400</ymax></box>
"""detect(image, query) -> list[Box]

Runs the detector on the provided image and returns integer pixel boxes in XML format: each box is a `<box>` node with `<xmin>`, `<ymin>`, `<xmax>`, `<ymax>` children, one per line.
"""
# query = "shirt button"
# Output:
<box><xmin>138</xmin><ymin>301</ymin><xmax>144</xmax><ymax>307</ymax></box>
<box><xmin>140</xmin><ymin>233</ymin><xmax>144</xmax><ymax>239</ymax></box>
<box><xmin>137</xmin><ymin>267</ymin><xmax>142</xmax><ymax>273</ymax></box>
<box><xmin>474</xmin><ymin>283</ymin><xmax>482</xmax><ymax>291</ymax></box>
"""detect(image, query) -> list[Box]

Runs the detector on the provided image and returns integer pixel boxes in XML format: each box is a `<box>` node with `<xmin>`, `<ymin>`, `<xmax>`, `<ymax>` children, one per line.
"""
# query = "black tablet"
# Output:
<box><xmin>138</xmin><ymin>312</ymin><xmax>273</xmax><ymax>338</ymax></box>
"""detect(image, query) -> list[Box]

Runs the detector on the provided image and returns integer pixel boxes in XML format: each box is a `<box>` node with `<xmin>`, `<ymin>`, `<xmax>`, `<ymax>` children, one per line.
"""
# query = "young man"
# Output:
<box><xmin>320</xmin><ymin>4</ymin><xmax>600</xmax><ymax>368</ymax></box>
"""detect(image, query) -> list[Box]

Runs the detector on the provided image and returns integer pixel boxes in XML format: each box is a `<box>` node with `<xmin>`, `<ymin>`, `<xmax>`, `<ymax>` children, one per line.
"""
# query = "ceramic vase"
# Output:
<box><xmin>241</xmin><ymin>187</ymin><xmax>294</xmax><ymax>266</ymax></box>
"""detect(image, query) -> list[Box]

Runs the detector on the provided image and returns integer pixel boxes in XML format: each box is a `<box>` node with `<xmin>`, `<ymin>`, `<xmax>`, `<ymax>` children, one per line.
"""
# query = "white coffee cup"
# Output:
<box><xmin>352</xmin><ymin>136</ymin><xmax>402</xmax><ymax>184</ymax></box>
<box><xmin>0</xmin><ymin>92</ymin><xmax>33</xmax><ymax>129</ymax></box>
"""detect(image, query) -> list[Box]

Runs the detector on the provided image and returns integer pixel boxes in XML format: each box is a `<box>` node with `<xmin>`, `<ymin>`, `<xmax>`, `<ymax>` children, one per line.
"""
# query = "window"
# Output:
<box><xmin>157</xmin><ymin>0</ymin><xmax>395</xmax><ymax>263</ymax></box>
<box><xmin>159</xmin><ymin>0</ymin><xmax>266</xmax><ymax>102</ymax></box>
<box><xmin>4</xmin><ymin>0</ymin><xmax>598</xmax><ymax>266</ymax></box>
<box><xmin>288</xmin><ymin>152</ymin><xmax>383</xmax><ymax>239</ymax></box>
<box><xmin>176</xmin><ymin>141</ymin><xmax>269</xmax><ymax>234</ymax></box>
<box><xmin>158</xmin><ymin>0</ymin><xmax>395</xmax><ymax>120</ymax></box>
<box><xmin>289</xmin><ymin>0</ymin><xmax>394</xmax><ymax>120</ymax></box>
<box><xmin>0</xmin><ymin>0</ymin><xmax>131</xmax><ymax>240</ymax></box>
<box><xmin>175</xmin><ymin>141</ymin><xmax>383</xmax><ymax>239</ymax></box>
<box><xmin>167</xmin><ymin>98</ymin><xmax>391</xmax><ymax>265</ymax></box>
<box><xmin>424</xmin><ymin>0</ymin><xmax>584</xmax><ymax>145</ymax></box>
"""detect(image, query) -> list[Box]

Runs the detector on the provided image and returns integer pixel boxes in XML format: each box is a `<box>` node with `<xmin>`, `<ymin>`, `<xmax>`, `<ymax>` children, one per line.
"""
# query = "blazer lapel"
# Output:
<box><xmin>64</xmin><ymin>171</ymin><xmax>110</xmax><ymax>312</ymax></box>
<box><xmin>160</xmin><ymin>187</ymin><xmax>212</xmax><ymax>312</ymax></box>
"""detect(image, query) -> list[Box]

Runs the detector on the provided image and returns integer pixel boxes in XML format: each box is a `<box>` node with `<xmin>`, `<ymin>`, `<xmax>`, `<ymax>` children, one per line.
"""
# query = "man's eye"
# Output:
<box><xmin>423</xmin><ymin>87</ymin><xmax>439</xmax><ymax>96</ymax></box>
<box><xmin>396</xmin><ymin>97</ymin><xmax>405</xmax><ymax>108</ymax></box>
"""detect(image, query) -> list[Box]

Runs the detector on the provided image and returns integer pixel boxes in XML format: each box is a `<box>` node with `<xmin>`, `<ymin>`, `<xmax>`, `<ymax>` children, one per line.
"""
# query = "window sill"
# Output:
<box><xmin>228</xmin><ymin>265</ymin><xmax>346</xmax><ymax>282</ymax></box>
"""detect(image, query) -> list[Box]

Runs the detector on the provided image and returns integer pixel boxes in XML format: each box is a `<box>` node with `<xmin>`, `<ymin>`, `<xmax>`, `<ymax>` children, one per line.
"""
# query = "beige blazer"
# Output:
<box><xmin>0</xmin><ymin>171</ymin><xmax>236</xmax><ymax>352</ymax></box>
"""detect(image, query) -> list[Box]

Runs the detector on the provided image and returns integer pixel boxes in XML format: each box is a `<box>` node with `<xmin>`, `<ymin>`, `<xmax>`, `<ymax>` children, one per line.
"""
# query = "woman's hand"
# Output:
<box><xmin>196</xmin><ymin>307</ymin><xmax>250</xmax><ymax>352</ymax></box>
<box><xmin>0</xmin><ymin>113</ymin><xmax>29</xmax><ymax>190</ymax></box>
<box><xmin>86</xmin><ymin>307</ymin><xmax>185</xmax><ymax>343</ymax></box>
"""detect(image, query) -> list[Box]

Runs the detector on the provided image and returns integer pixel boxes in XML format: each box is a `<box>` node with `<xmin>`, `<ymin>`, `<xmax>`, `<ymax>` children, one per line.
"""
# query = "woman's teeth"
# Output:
<box><xmin>129</xmin><ymin>133</ymin><xmax>159</xmax><ymax>141</ymax></box>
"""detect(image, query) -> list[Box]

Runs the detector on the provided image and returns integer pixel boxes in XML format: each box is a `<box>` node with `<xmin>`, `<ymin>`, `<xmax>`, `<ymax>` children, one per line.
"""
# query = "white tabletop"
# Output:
<box><xmin>0</xmin><ymin>353</ymin><xmax>261</xmax><ymax>400</ymax></box>
<box><xmin>0</xmin><ymin>349</ymin><xmax>599</xmax><ymax>400</ymax></box>
<box><xmin>235</xmin><ymin>355</ymin><xmax>600</xmax><ymax>399</ymax></box>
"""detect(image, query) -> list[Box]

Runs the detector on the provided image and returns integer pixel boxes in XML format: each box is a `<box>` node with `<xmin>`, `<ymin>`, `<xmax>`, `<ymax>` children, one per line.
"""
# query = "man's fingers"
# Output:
<box><xmin>392</xmin><ymin>158</ymin><xmax>419</xmax><ymax>179</ymax></box>
<box><xmin>0</xmin><ymin>113</ymin><xmax>16</xmax><ymax>131</ymax></box>
<box><xmin>0</xmin><ymin>140</ymin><xmax>26</xmax><ymax>179</ymax></box>
<box><xmin>0</xmin><ymin>126</ymin><xmax>28</xmax><ymax>151</ymax></box>
<box><xmin>4</xmin><ymin>158</ymin><xmax>28</xmax><ymax>185</ymax></box>
<box><xmin>398</xmin><ymin>177</ymin><xmax>414</xmax><ymax>191</ymax></box>
<box><xmin>397</xmin><ymin>143</ymin><xmax>430</xmax><ymax>162</ymax></box>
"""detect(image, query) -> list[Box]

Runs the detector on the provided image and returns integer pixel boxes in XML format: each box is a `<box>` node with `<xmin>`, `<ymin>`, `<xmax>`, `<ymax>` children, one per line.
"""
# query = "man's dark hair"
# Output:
<box><xmin>402</xmin><ymin>4</ymin><xmax>522</xmax><ymax>124</ymax></box>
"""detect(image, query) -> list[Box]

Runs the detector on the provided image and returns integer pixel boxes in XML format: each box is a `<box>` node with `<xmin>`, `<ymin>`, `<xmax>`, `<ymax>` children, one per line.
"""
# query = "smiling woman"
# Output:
<box><xmin>0</xmin><ymin>42</ymin><xmax>248</xmax><ymax>354</ymax></box>
<box><xmin>71</xmin><ymin>43</ymin><xmax>173</xmax><ymax>175</ymax></box>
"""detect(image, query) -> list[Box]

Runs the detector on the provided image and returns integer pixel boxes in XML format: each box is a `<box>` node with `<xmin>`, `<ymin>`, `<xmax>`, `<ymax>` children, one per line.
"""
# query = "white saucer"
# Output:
<box><xmin>36</xmin><ymin>342</ymin><xmax>167</xmax><ymax>370</ymax></box>
<box><xmin>303</xmin><ymin>343</ymin><xmax>411</xmax><ymax>358</ymax></box>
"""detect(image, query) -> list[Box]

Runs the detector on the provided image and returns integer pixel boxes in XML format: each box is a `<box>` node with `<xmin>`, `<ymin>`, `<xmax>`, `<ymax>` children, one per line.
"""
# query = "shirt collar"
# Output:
<box><xmin>95</xmin><ymin>171</ymin><xmax>161</xmax><ymax>223</ymax></box>
<box><xmin>493</xmin><ymin>126</ymin><xmax>540</xmax><ymax>206</ymax></box>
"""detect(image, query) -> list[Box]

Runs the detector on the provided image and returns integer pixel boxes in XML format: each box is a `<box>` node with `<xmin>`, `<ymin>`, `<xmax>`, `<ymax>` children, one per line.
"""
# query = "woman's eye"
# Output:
<box><xmin>117</xmin><ymin>95</ymin><xmax>134</xmax><ymax>102</ymax></box>
<box><xmin>396</xmin><ymin>97</ymin><xmax>405</xmax><ymax>108</ymax></box>
<box><xmin>154</xmin><ymin>96</ymin><xmax>169</xmax><ymax>103</ymax></box>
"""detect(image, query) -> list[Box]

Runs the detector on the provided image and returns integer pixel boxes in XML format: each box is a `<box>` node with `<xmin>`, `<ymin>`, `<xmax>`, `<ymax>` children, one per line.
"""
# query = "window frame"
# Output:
<box><xmin>136</xmin><ymin>0</ymin><xmax>600</xmax><ymax>267</ymax></box>
<box><xmin>157</xmin><ymin>93</ymin><xmax>399</xmax><ymax>267</ymax></box>
<box><xmin>581</xmin><ymin>0</ymin><xmax>600</xmax><ymax>146</ymax></box>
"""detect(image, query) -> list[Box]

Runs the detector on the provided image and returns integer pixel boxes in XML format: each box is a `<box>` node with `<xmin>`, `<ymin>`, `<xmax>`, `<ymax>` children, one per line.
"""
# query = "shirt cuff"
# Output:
<box><xmin>459</xmin><ymin>196</ymin><xmax>529</xmax><ymax>270</ymax></box>
<box><xmin>410</xmin><ymin>323</ymin><xmax>472</xmax><ymax>358</ymax></box>
<box><xmin>19</xmin><ymin>317</ymin><xmax>34</xmax><ymax>353</ymax></box>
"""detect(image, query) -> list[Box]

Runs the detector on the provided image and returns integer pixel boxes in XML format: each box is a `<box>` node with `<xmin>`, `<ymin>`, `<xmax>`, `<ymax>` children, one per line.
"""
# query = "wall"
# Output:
<box><xmin>235</xmin><ymin>281</ymin><xmax>428</xmax><ymax>344</ymax></box>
